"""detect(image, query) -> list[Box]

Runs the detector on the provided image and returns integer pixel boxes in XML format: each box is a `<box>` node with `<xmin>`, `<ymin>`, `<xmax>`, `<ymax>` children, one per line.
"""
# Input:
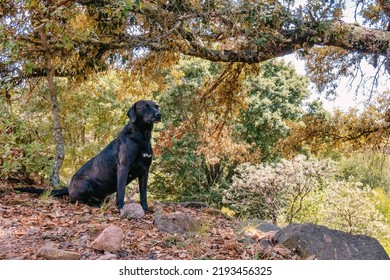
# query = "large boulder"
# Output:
<box><xmin>90</xmin><ymin>225</ymin><xmax>123</xmax><ymax>252</ymax></box>
<box><xmin>274</xmin><ymin>223</ymin><xmax>389</xmax><ymax>260</ymax></box>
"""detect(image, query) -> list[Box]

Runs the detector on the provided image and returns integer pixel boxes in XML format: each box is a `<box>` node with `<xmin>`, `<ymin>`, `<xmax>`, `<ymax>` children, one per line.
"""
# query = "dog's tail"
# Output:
<box><xmin>15</xmin><ymin>187</ymin><xmax>69</xmax><ymax>197</ymax></box>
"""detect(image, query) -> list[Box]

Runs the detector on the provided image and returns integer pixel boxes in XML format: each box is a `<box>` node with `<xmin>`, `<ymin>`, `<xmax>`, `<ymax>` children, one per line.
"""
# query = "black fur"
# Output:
<box><xmin>15</xmin><ymin>100</ymin><xmax>161</xmax><ymax>211</ymax></box>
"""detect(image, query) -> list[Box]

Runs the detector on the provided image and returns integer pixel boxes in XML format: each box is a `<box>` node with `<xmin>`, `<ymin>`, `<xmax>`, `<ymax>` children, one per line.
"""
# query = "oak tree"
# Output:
<box><xmin>1</xmin><ymin>0</ymin><xmax>389</xmax><ymax>184</ymax></box>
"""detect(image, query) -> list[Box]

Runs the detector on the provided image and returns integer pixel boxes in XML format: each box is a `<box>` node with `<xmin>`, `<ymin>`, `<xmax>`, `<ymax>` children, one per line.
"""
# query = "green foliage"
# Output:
<box><xmin>375</xmin><ymin>188</ymin><xmax>390</xmax><ymax>252</ymax></box>
<box><xmin>338</xmin><ymin>153</ymin><xmax>390</xmax><ymax>191</ymax></box>
<box><xmin>0</xmin><ymin>99</ymin><xmax>52</xmax><ymax>181</ymax></box>
<box><xmin>151</xmin><ymin>59</ymin><xmax>229</xmax><ymax>206</ymax></box>
<box><xmin>156</xmin><ymin>58</ymin><xmax>220</xmax><ymax>128</ymax></box>
<box><xmin>152</xmin><ymin>134</ymin><xmax>225</xmax><ymax>205</ymax></box>
<box><xmin>0</xmin><ymin>70</ymin><xmax>141</xmax><ymax>183</ymax></box>
<box><xmin>58</xmin><ymin>72</ymin><xmax>135</xmax><ymax>180</ymax></box>
<box><xmin>236</xmin><ymin>60</ymin><xmax>310</xmax><ymax>161</ymax></box>
<box><xmin>375</xmin><ymin>188</ymin><xmax>390</xmax><ymax>225</ymax></box>
<box><xmin>152</xmin><ymin>58</ymin><xmax>310</xmax><ymax>207</ymax></box>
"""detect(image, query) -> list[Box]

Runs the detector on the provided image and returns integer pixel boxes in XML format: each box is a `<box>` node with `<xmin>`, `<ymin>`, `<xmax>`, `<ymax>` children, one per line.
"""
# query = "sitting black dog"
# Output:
<box><xmin>16</xmin><ymin>100</ymin><xmax>161</xmax><ymax>211</ymax></box>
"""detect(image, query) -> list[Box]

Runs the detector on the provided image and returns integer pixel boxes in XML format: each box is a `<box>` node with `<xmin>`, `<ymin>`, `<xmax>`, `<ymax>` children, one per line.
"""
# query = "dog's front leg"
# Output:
<box><xmin>116</xmin><ymin>145</ymin><xmax>136</xmax><ymax>209</ymax></box>
<box><xmin>139</xmin><ymin>170</ymin><xmax>149</xmax><ymax>211</ymax></box>
<box><xmin>116</xmin><ymin>163</ymin><xmax>129</xmax><ymax>209</ymax></box>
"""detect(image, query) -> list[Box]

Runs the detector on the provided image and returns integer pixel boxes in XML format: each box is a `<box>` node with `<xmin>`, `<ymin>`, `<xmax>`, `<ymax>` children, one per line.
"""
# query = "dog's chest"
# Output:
<box><xmin>127</xmin><ymin>149</ymin><xmax>152</xmax><ymax>180</ymax></box>
<box><xmin>141</xmin><ymin>152</ymin><xmax>152</xmax><ymax>159</ymax></box>
<box><xmin>137</xmin><ymin>147</ymin><xmax>153</xmax><ymax>163</ymax></box>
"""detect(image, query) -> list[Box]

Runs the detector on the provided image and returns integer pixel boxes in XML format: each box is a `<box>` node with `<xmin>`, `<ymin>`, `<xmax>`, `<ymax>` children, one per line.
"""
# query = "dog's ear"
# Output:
<box><xmin>127</xmin><ymin>103</ymin><xmax>137</xmax><ymax>123</ymax></box>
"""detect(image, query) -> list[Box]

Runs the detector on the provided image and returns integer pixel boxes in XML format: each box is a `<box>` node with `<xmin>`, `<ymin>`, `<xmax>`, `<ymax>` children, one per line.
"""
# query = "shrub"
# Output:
<box><xmin>375</xmin><ymin>188</ymin><xmax>390</xmax><ymax>224</ymax></box>
<box><xmin>223</xmin><ymin>155</ymin><xmax>334</xmax><ymax>224</ymax></box>
<box><xmin>293</xmin><ymin>182</ymin><xmax>390</xmax><ymax>254</ymax></box>
<box><xmin>338</xmin><ymin>153</ymin><xmax>390</xmax><ymax>191</ymax></box>
<box><xmin>0</xmin><ymin>111</ymin><xmax>51</xmax><ymax>182</ymax></box>
<box><xmin>320</xmin><ymin>181</ymin><xmax>389</xmax><ymax>235</ymax></box>
<box><xmin>151</xmin><ymin>134</ymin><xmax>216</xmax><ymax>204</ymax></box>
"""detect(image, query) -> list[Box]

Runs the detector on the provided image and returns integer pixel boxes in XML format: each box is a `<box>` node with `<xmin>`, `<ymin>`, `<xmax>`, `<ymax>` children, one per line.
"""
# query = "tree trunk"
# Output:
<box><xmin>48</xmin><ymin>71</ymin><xmax>65</xmax><ymax>187</ymax></box>
<box><xmin>39</xmin><ymin>27</ymin><xmax>65</xmax><ymax>187</ymax></box>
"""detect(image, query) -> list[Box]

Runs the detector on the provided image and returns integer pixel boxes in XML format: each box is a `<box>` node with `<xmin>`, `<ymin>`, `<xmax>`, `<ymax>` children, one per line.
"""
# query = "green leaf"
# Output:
<box><xmin>26</xmin><ymin>64</ymin><xmax>33</xmax><ymax>74</ymax></box>
<box><xmin>135</xmin><ymin>0</ymin><xmax>143</xmax><ymax>10</ymax></box>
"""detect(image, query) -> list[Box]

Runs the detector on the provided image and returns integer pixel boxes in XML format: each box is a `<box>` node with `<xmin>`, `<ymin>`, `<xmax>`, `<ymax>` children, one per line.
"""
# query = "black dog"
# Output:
<box><xmin>16</xmin><ymin>100</ymin><xmax>161</xmax><ymax>211</ymax></box>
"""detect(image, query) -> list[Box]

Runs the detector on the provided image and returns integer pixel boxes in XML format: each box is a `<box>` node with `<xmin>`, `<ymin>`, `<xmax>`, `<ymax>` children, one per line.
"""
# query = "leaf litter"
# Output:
<box><xmin>0</xmin><ymin>185</ymin><xmax>301</xmax><ymax>260</ymax></box>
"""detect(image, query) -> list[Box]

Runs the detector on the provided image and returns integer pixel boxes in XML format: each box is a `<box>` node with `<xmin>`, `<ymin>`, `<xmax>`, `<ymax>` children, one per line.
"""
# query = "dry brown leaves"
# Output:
<box><xmin>0</xmin><ymin>183</ymin><xmax>301</xmax><ymax>260</ymax></box>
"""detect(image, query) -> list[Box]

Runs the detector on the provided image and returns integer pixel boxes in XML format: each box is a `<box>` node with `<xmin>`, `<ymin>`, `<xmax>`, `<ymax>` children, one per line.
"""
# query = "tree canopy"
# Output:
<box><xmin>1</xmin><ymin>0</ymin><xmax>389</xmax><ymax>184</ymax></box>
<box><xmin>1</xmin><ymin>0</ymin><xmax>389</xmax><ymax>91</ymax></box>
<box><xmin>1</xmin><ymin>0</ymin><xmax>390</xmax><ymax>256</ymax></box>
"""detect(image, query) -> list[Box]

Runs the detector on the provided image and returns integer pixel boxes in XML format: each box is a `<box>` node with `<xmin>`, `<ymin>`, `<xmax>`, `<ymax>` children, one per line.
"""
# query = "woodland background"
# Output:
<box><xmin>1</xmin><ymin>0</ymin><xmax>390</xmax><ymax>254</ymax></box>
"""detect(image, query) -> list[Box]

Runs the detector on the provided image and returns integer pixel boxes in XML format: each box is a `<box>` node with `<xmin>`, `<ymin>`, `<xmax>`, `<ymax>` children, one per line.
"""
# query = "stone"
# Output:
<box><xmin>259</xmin><ymin>239</ymin><xmax>273</xmax><ymax>250</ymax></box>
<box><xmin>37</xmin><ymin>245</ymin><xmax>80</xmax><ymax>260</ymax></box>
<box><xmin>274</xmin><ymin>223</ymin><xmax>390</xmax><ymax>260</ymax></box>
<box><xmin>178</xmin><ymin>201</ymin><xmax>209</xmax><ymax>209</ymax></box>
<box><xmin>59</xmin><ymin>241</ymin><xmax>74</xmax><ymax>249</ymax></box>
<box><xmin>78</xmin><ymin>233</ymin><xmax>90</xmax><ymax>248</ymax></box>
<box><xmin>153</xmin><ymin>212</ymin><xmax>196</xmax><ymax>234</ymax></box>
<box><xmin>27</xmin><ymin>227</ymin><xmax>38</xmax><ymax>236</ymax></box>
<box><xmin>57</xmin><ymin>227</ymin><xmax>67</xmax><ymax>236</ymax></box>
<box><xmin>90</xmin><ymin>225</ymin><xmax>123</xmax><ymax>252</ymax></box>
<box><xmin>118</xmin><ymin>250</ymin><xmax>129</xmax><ymax>258</ymax></box>
<box><xmin>9</xmin><ymin>256</ymin><xmax>25</xmax><ymax>260</ymax></box>
<box><xmin>97</xmin><ymin>253</ymin><xmax>117</xmax><ymax>260</ymax></box>
<box><xmin>256</xmin><ymin>223</ymin><xmax>281</xmax><ymax>233</ymax></box>
<box><xmin>237</xmin><ymin>219</ymin><xmax>280</xmax><ymax>233</ymax></box>
<box><xmin>41</xmin><ymin>231</ymin><xmax>64</xmax><ymax>241</ymax></box>
<box><xmin>120</xmin><ymin>203</ymin><xmax>145</xmax><ymax>219</ymax></box>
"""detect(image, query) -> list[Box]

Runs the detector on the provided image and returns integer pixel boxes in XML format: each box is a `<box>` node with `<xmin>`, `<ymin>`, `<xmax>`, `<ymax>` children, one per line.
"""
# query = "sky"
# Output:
<box><xmin>282</xmin><ymin>0</ymin><xmax>390</xmax><ymax>112</ymax></box>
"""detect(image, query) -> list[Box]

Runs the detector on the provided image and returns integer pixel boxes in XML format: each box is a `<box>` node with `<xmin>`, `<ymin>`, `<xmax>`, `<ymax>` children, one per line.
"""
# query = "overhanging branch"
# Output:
<box><xmin>172</xmin><ymin>21</ymin><xmax>390</xmax><ymax>63</ymax></box>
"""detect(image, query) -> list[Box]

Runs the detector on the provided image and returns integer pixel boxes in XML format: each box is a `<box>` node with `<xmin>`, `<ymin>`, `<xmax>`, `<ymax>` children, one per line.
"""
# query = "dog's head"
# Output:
<box><xmin>127</xmin><ymin>100</ymin><xmax>161</xmax><ymax>125</ymax></box>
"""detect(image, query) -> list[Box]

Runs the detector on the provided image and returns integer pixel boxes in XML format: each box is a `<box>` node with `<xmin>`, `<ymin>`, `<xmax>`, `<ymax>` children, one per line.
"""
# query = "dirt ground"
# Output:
<box><xmin>0</xmin><ymin>184</ymin><xmax>298</xmax><ymax>260</ymax></box>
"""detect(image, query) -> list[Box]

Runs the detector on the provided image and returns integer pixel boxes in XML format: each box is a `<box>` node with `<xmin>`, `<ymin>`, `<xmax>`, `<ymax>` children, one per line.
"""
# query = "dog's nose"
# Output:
<box><xmin>155</xmin><ymin>112</ymin><xmax>161</xmax><ymax>118</ymax></box>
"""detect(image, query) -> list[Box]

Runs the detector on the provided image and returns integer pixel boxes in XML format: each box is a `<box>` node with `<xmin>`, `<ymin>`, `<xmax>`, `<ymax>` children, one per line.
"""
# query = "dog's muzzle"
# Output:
<box><xmin>154</xmin><ymin>112</ymin><xmax>162</xmax><ymax>122</ymax></box>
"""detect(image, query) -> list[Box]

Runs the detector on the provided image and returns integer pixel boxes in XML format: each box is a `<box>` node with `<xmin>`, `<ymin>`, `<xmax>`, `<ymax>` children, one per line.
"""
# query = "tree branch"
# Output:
<box><xmin>69</xmin><ymin>0</ymin><xmax>390</xmax><ymax>64</ymax></box>
<box><xmin>153</xmin><ymin>20</ymin><xmax>389</xmax><ymax>63</ymax></box>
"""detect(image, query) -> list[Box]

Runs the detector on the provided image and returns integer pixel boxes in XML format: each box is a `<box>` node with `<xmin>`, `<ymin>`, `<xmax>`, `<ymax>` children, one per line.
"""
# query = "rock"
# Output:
<box><xmin>237</xmin><ymin>219</ymin><xmax>280</xmax><ymax>233</ymax></box>
<box><xmin>178</xmin><ymin>201</ymin><xmax>209</xmax><ymax>209</ymax></box>
<box><xmin>78</xmin><ymin>233</ymin><xmax>90</xmax><ymax>248</ymax></box>
<box><xmin>9</xmin><ymin>256</ymin><xmax>25</xmax><ymax>260</ymax></box>
<box><xmin>259</xmin><ymin>239</ymin><xmax>273</xmax><ymax>250</ymax></box>
<box><xmin>97</xmin><ymin>253</ymin><xmax>117</xmax><ymax>260</ymax></box>
<box><xmin>90</xmin><ymin>225</ymin><xmax>123</xmax><ymax>252</ymax></box>
<box><xmin>37</xmin><ymin>245</ymin><xmax>80</xmax><ymax>260</ymax></box>
<box><xmin>257</xmin><ymin>223</ymin><xmax>281</xmax><ymax>233</ymax></box>
<box><xmin>275</xmin><ymin>223</ymin><xmax>390</xmax><ymax>260</ymax></box>
<box><xmin>120</xmin><ymin>203</ymin><xmax>145</xmax><ymax>219</ymax></box>
<box><xmin>27</xmin><ymin>227</ymin><xmax>38</xmax><ymax>236</ymax></box>
<box><xmin>118</xmin><ymin>250</ymin><xmax>129</xmax><ymax>258</ymax></box>
<box><xmin>153</xmin><ymin>212</ymin><xmax>196</xmax><ymax>234</ymax></box>
<box><xmin>59</xmin><ymin>241</ymin><xmax>74</xmax><ymax>249</ymax></box>
<box><xmin>57</xmin><ymin>227</ymin><xmax>67</xmax><ymax>236</ymax></box>
<box><xmin>41</xmin><ymin>231</ymin><xmax>64</xmax><ymax>241</ymax></box>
